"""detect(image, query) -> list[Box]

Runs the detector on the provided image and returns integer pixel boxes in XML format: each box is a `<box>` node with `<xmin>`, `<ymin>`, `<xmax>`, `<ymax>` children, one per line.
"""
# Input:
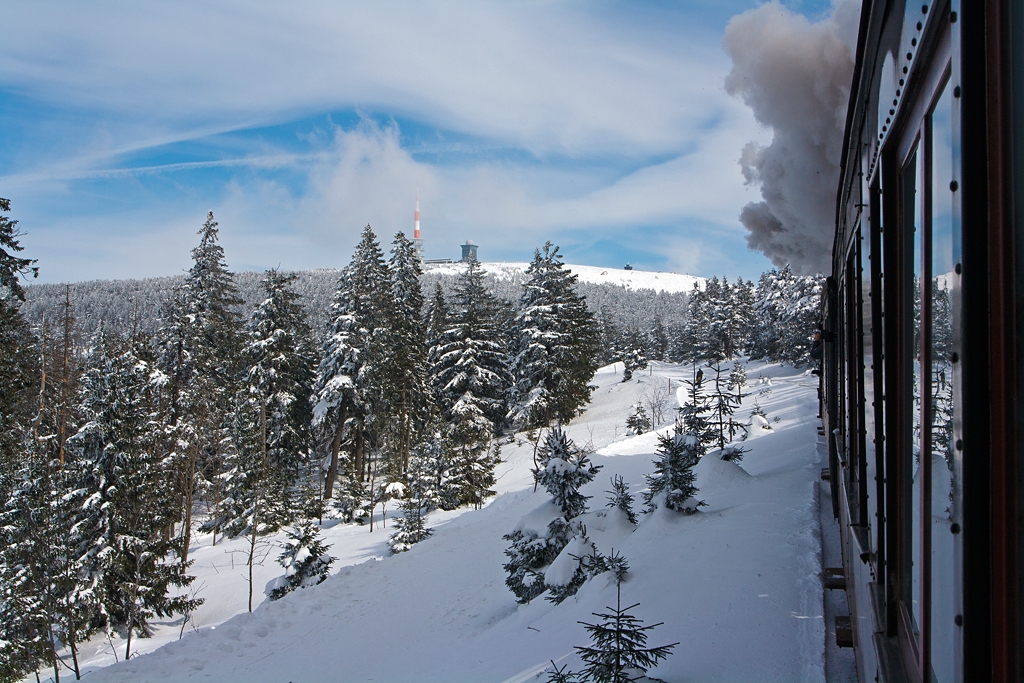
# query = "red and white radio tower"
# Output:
<box><xmin>413</xmin><ymin>197</ymin><xmax>424</xmax><ymax>262</ymax></box>
<box><xmin>414</xmin><ymin>198</ymin><xmax>421</xmax><ymax>239</ymax></box>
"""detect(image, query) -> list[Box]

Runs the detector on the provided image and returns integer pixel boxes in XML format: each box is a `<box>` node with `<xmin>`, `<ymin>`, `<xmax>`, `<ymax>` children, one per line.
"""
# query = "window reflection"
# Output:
<box><xmin>910</xmin><ymin>149</ymin><xmax>924</xmax><ymax>637</ymax></box>
<box><xmin>903</xmin><ymin>148</ymin><xmax>924</xmax><ymax>638</ymax></box>
<box><xmin>929</xmin><ymin>80</ymin><xmax>959</xmax><ymax>683</ymax></box>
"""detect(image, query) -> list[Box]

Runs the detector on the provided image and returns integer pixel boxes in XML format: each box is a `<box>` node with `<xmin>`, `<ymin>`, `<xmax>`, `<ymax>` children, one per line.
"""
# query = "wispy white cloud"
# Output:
<box><xmin>1</xmin><ymin>1</ymin><xmax>793</xmax><ymax>282</ymax></box>
<box><xmin>190</xmin><ymin>107</ymin><xmax>770</xmax><ymax>268</ymax></box>
<box><xmin>1</xmin><ymin>1</ymin><xmax>728</xmax><ymax>157</ymax></box>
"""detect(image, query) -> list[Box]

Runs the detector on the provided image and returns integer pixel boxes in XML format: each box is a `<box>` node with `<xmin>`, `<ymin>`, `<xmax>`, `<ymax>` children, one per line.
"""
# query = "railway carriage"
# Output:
<box><xmin>826</xmin><ymin>1</ymin><xmax>1023</xmax><ymax>681</ymax></box>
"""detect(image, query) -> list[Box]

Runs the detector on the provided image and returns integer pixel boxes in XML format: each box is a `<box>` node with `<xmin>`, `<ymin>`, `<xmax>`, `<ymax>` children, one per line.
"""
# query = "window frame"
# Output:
<box><xmin>881</xmin><ymin>31</ymin><xmax>955</xmax><ymax>682</ymax></box>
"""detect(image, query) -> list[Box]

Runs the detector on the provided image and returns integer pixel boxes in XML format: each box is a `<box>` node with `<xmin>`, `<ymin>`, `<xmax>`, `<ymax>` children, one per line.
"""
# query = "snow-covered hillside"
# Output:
<box><xmin>69</xmin><ymin>359</ymin><xmax>826</xmax><ymax>683</ymax></box>
<box><xmin>425</xmin><ymin>262</ymin><xmax>704</xmax><ymax>294</ymax></box>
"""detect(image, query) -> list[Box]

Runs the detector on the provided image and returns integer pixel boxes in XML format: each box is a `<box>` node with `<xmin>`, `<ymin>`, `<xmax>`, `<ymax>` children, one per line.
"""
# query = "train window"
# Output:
<box><xmin>927</xmin><ymin>78</ymin><xmax>959</xmax><ymax>683</ymax></box>
<box><xmin>868</xmin><ymin>179</ymin><xmax>885</xmax><ymax>574</ymax></box>
<box><xmin>908</xmin><ymin>145</ymin><xmax>925</xmax><ymax>644</ymax></box>
<box><xmin>846</xmin><ymin>233</ymin><xmax>868</xmax><ymax>528</ymax></box>
<box><xmin>893</xmin><ymin>142</ymin><xmax>924</xmax><ymax>668</ymax></box>
<box><xmin>893</xmin><ymin>69</ymin><xmax>961</xmax><ymax>682</ymax></box>
<box><xmin>845</xmin><ymin>249</ymin><xmax>856</xmax><ymax>517</ymax></box>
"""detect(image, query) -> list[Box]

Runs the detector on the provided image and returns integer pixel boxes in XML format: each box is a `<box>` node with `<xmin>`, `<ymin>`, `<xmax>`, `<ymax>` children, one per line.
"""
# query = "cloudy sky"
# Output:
<box><xmin>1</xmin><ymin>0</ymin><xmax>841</xmax><ymax>284</ymax></box>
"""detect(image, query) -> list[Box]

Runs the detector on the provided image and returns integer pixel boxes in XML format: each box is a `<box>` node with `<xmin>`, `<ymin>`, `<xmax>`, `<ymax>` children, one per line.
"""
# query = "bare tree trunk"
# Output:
<box><xmin>353</xmin><ymin>428</ymin><xmax>365</xmax><ymax>483</ymax></box>
<box><xmin>64</xmin><ymin>586</ymin><xmax>81</xmax><ymax>678</ymax></box>
<box><xmin>179</xmin><ymin>440</ymin><xmax>199</xmax><ymax>565</ymax></box>
<box><xmin>125</xmin><ymin>593</ymin><xmax>135</xmax><ymax>660</ymax></box>
<box><xmin>67</xmin><ymin>622</ymin><xmax>80</xmax><ymax>679</ymax></box>
<box><xmin>33</xmin><ymin>314</ymin><xmax>46</xmax><ymax>442</ymax></box>
<box><xmin>46</xmin><ymin>618</ymin><xmax>60</xmax><ymax>683</ymax></box>
<box><xmin>324</xmin><ymin>408</ymin><xmax>346</xmax><ymax>498</ymax></box>
<box><xmin>529</xmin><ymin>429</ymin><xmax>545</xmax><ymax>493</ymax></box>
<box><xmin>400</xmin><ymin>385</ymin><xmax>410</xmax><ymax>474</ymax></box>
<box><xmin>368</xmin><ymin>456</ymin><xmax>376</xmax><ymax>533</ymax></box>
<box><xmin>249</xmin><ymin>394</ymin><xmax>268</xmax><ymax>613</ymax></box>
<box><xmin>57</xmin><ymin>285</ymin><xmax>72</xmax><ymax>467</ymax></box>
<box><xmin>247</xmin><ymin>515</ymin><xmax>258</xmax><ymax>613</ymax></box>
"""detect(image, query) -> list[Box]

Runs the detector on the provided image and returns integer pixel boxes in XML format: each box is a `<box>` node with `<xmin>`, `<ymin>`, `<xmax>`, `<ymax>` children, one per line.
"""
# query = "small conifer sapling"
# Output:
<box><xmin>605</xmin><ymin>475</ymin><xmax>637</xmax><ymax>525</ymax></box>
<box><xmin>267</xmin><ymin>521</ymin><xmax>334</xmax><ymax>601</ymax></box>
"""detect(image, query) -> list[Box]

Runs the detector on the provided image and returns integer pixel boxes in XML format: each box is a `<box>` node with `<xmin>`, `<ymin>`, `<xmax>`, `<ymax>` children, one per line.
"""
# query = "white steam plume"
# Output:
<box><xmin>724</xmin><ymin>0</ymin><xmax>860</xmax><ymax>274</ymax></box>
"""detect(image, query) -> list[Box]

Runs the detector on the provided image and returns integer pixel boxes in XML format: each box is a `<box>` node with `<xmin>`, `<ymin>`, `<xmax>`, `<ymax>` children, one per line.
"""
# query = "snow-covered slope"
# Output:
<box><xmin>425</xmin><ymin>261</ymin><xmax>704</xmax><ymax>294</ymax></box>
<box><xmin>72</xmin><ymin>360</ymin><xmax>825</xmax><ymax>683</ymax></box>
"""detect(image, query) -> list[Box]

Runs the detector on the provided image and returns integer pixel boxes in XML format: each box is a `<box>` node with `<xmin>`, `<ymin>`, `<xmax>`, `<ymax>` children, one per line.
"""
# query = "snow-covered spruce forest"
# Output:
<box><xmin>0</xmin><ymin>206</ymin><xmax>823</xmax><ymax>683</ymax></box>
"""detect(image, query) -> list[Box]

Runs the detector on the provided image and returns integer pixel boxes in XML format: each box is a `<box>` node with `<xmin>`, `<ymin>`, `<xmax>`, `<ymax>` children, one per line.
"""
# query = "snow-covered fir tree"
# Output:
<box><xmin>748</xmin><ymin>266</ymin><xmax>821</xmax><ymax>365</ymax></box>
<box><xmin>330</xmin><ymin>473</ymin><xmax>372</xmax><ymax>525</ymax></box>
<box><xmin>594</xmin><ymin>307</ymin><xmax>620</xmax><ymax>367</ymax></box>
<box><xmin>0</xmin><ymin>198</ymin><xmax>37</xmax><ymax>302</ymax></box>
<box><xmin>445</xmin><ymin>434</ymin><xmax>500</xmax><ymax>510</ymax></box>
<box><xmin>0</xmin><ymin>198</ymin><xmax>38</xmax><ymax>489</ymax></box>
<box><xmin>666</xmin><ymin>320</ymin><xmax>691</xmax><ymax>364</ymax></box>
<box><xmin>646</xmin><ymin>317</ymin><xmax>668</xmax><ymax>363</ymax></box>
<box><xmin>0</xmin><ymin>199</ymin><xmax>94</xmax><ymax>683</ymax></box>
<box><xmin>225</xmin><ymin>268</ymin><xmax>318</xmax><ymax>537</ymax></box>
<box><xmin>426</xmin><ymin>282</ymin><xmax>448</xmax><ymax>347</ymax></box>
<box><xmin>707</xmin><ymin>362</ymin><xmax>742</xmax><ymax>450</ymax></box>
<box><xmin>399</xmin><ymin>424</ymin><xmax>445</xmax><ymax>510</ymax></box>
<box><xmin>388</xmin><ymin>440</ymin><xmax>436</xmax><ymax>553</ymax></box>
<box><xmin>430</xmin><ymin>257</ymin><xmax>512</xmax><ymax>434</ymax></box>
<box><xmin>266</xmin><ymin>521</ymin><xmax>334</xmax><ymax>601</ymax></box>
<box><xmin>503</xmin><ymin>515</ymin><xmax>574</xmax><ymax>604</ymax></box>
<box><xmin>536</xmin><ymin>427</ymin><xmax>602</xmax><ymax>520</ymax></box>
<box><xmin>728</xmin><ymin>361</ymin><xmax>748</xmax><ymax>401</ymax></box>
<box><xmin>381</xmin><ymin>232</ymin><xmax>430</xmax><ymax>477</ymax></box>
<box><xmin>644</xmin><ymin>376</ymin><xmax>711</xmax><ymax>515</ymax></box>
<box><xmin>313</xmin><ymin>225</ymin><xmax>391</xmax><ymax>502</ymax></box>
<box><xmin>73</xmin><ymin>332</ymin><xmax>201</xmax><ymax>660</ymax></box>
<box><xmin>612</xmin><ymin>326</ymin><xmax>649</xmax><ymax>383</ymax></box>
<box><xmin>0</xmin><ymin>449</ymin><xmax>56</xmax><ymax>681</ymax></box>
<box><xmin>643</xmin><ymin>421</ymin><xmax>705</xmax><ymax>514</ymax></box>
<box><xmin>606</xmin><ymin>475</ymin><xmax>637</xmax><ymax>525</ymax></box>
<box><xmin>345</xmin><ymin>226</ymin><xmax>394</xmax><ymax>484</ymax></box>
<box><xmin>0</xmin><ymin>441</ymin><xmax>95</xmax><ymax>682</ymax></box>
<box><xmin>428</xmin><ymin>257</ymin><xmax>510</xmax><ymax>508</ymax></box>
<box><xmin>573</xmin><ymin>580</ymin><xmax>678</xmax><ymax>682</ymax></box>
<box><xmin>625</xmin><ymin>403</ymin><xmax>651</xmax><ymax>435</ymax></box>
<box><xmin>508</xmin><ymin>243</ymin><xmax>599</xmax><ymax>429</ymax></box>
<box><xmin>503</xmin><ymin>427</ymin><xmax>601</xmax><ymax>603</ymax></box>
<box><xmin>679</xmin><ymin>371</ymin><xmax>716</xmax><ymax>452</ymax></box>
<box><xmin>312</xmin><ymin>266</ymin><xmax>361</xmax><ymax>500</ymax></box>
<box><xmin>154</xmin><ymin>212</ymin><xmax>244</xmax><ymax>565</ymax></box>
<box><xmin>224</xmin><ymin>269</ymin><xmax>320</xmax><ymax>613</ymax></box>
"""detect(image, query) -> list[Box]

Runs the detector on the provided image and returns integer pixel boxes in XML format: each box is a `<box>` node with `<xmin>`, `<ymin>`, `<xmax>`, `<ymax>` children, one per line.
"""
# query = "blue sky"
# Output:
<box><xmin>1</xmin><ymin>0</ymin><xmax>837</xmax><ymax>284</ymax></box>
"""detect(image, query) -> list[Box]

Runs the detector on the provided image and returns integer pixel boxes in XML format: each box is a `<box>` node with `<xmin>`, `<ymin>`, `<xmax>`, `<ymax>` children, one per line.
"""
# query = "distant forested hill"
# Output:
<box><xmin>22</xmin><ymin>264</ymin><xmax>691</xmax><ymax>345</ymax></box>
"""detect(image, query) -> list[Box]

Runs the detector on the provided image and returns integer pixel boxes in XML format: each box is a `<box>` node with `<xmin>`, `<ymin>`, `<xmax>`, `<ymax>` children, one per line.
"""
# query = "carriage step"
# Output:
<box><xmin>824</xmin><ymin>567</ymin><xmax>846</xmax><ymax>590</ymax></box>
<box><xmin>835</xmin><ymin>615</ymin><xmax>854</xmax><ymax>648</ymax></box>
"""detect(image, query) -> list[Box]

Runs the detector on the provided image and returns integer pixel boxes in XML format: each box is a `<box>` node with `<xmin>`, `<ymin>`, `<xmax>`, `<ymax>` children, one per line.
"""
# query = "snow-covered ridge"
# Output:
<box><xmin>424</xmin><ymin>261</ymin><xmax>704</xmax><ymax>294</ymax></box>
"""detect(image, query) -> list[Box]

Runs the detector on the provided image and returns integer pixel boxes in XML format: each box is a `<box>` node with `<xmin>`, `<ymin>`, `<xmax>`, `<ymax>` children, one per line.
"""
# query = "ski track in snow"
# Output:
<box><xmin>55</xmin><ymin>360</ymin><xmax>825</xmax><ymax>683</ymax></box>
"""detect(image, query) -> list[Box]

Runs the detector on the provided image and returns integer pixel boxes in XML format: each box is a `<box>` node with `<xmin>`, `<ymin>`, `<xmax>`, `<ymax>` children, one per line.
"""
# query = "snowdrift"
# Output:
<box><xmin>75</xmin><ymin>360</ymin><xmax>826</xmax><ymax>683</ymax></box>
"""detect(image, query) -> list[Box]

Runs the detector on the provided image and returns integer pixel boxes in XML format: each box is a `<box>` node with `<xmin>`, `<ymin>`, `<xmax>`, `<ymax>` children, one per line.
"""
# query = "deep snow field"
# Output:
<box><xmin>55</xmin><ymin>359</ymin><xmax>827</xmax><ymax>683</ymax></box>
